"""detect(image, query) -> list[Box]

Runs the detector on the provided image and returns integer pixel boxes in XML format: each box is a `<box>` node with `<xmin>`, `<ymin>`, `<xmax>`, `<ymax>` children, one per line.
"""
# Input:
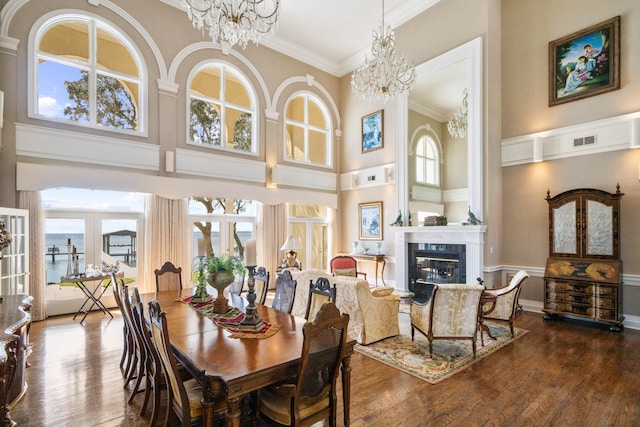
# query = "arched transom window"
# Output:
<box><xmin>416</xmin><ymin>135</ymin><xmax>440</xmax><ymax>186</ymax></box>
<box><xmin>188</xmin><ymin>63</ymin><xmax>257</xmax><ymax>153</ymax></box>
<box><xmin>284</xmin><ymin>92</ymin><xmax>332</xmax><ymax>167</ymax></box>
<box><xmin>34</xmin><ymin>15</ymin><xmax>144</xmax><ymax>132</ymax></box>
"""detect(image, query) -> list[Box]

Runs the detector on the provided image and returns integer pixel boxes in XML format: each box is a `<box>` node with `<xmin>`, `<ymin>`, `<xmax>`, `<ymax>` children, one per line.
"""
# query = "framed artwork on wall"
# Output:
<box><xmin>549</xmin><ymin>16</ymin><xmax>620</xmax><ymax>106</ymax></box>
<box><xmin>359</xmin><ymin>201</ymin><xmax>383</xmax><ymax>240</ymax></box>
<box><xmin>361</xmin><ymin>110</ymin><xmax>383</xmax><ymax>153</ymax></box>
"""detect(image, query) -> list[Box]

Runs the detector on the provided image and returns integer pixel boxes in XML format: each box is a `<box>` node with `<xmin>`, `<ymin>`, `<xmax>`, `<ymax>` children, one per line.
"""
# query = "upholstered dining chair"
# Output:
<box><xmin>329</xmin><ymin>255</ymin><xmax>367</xmax><ymax>280</ymax></box>
<box><xmin>258</xmin><ymin>302</ymin><xmax>349</xmax><ymax>427</ymax></box>
<box><xmin>253</xmin><ymin>266</ymin><xmax>270</xmax><ymax>305</ymax></box>
<box><xmin>148</xmin><ymin>299</ymin><xmax>227</xmax><ymax>427</ymax></box>
<box><xmin>305</xmin><ymin>277</ymin><xmax>336</xmax><ymax>321</ymax></box>
<box><xmin>272</xmin><ymin>269</ymin><xmax>297</xmax><ymax>314</ymax></box>
<box><xmin>154</xmin><ymin>261</ymin><xmax>183</xmax><ymax>293</ymax></box>
<box><xmin>410</xmin><ymin>282</ymin><xmax>484</xmax><ymax>358</ymax></box>
<box><xmin>482</xmin><ymin>270</ymin><xmax>530</xmax><ymax>337</ymax></box>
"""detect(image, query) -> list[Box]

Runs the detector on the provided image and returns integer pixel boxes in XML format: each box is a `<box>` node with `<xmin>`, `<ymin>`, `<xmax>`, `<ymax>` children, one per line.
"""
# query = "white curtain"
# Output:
<box><xmin>18</xmin><ymin>191</ymin><xmax>47</xmax><ymax>321</ymax></box>
<box><xmin>258</xmin><ymin>203</ymin><xmax>287</xmax><ymax>288</ymax></box>
<box><xmin>143</xmin><ymin>195</ymin><xmax>190</xmax><ymax>293</ymax></box>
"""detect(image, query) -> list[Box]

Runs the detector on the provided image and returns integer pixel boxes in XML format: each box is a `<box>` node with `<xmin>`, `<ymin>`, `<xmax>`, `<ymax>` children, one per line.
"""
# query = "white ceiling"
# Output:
<box><xmin>162</xmin><ymin>0</ymin><xmax>465</xmax><ymax>116</ymax></box>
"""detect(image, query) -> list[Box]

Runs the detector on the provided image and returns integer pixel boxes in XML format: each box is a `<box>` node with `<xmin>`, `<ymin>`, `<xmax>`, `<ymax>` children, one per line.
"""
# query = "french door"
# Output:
<box><xmin>45</xmin><ymin>211</ymin><xmax>143</xmax><ymax>315</ymax></box>
<box><xmin>0</xmin><ymin>208</ymin><xmax>29</xmax><ymax>295</ymax></box>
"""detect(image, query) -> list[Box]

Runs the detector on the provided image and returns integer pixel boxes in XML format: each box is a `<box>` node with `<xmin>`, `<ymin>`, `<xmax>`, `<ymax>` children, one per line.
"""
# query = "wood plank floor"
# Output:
<box><xmin>10</xmin><ymin>306</ymin><xmax>640</xmax><ymax>426</ymax></box>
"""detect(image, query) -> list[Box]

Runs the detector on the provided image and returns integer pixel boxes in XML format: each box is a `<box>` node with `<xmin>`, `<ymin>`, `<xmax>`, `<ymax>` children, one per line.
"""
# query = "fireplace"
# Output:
<box><xmin>408</xmin><ymin>243</ymin><xmax>466</xmax><ymax>301</ymax></box>
<box><xmin>394</xmin><ymin>225</ymin><xmax>487</xmax><ymax>297</ymax></box>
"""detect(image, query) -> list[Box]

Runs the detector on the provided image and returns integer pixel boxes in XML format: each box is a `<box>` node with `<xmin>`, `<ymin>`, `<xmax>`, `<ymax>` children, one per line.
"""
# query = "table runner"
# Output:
<box><xmin>181</xmin><ymin>296</ymin><xmax>281</xmax><ymax>339</ymax></box>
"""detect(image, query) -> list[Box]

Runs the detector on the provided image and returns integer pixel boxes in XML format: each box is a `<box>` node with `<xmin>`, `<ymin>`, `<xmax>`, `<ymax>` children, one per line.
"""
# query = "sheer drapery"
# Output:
<box><xmin>18</xmin><ymin>191</ymin><xmax>46</xmax><ymax>321</ymax></box>
<box><xmin>144</xmin><ymin>195</ymin><xmax>190</xmax><ymax>293</ymax></box>
<box><xmin>258</xmin><ymin>203</ymin><xmax>287</xmax><ymax>287</ymax></box>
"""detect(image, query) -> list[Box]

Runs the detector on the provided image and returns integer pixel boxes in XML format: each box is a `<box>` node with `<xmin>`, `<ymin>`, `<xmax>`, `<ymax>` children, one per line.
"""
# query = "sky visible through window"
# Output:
<box><xmin>38</xmin><ymin>61</ymin><xmax>81</xmax><ymax>119</ymax></box>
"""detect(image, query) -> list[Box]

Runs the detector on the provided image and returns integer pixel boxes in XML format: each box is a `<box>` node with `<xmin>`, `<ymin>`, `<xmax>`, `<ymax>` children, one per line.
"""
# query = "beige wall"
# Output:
<box><xmin>502</xmin><ymin>0</ymin><xmax>640</xmax><ymax>313</ymax></box>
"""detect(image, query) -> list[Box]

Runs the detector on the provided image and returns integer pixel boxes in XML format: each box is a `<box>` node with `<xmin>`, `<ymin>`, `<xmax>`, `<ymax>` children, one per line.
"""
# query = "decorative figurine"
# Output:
<box><xmin>390</xmin><ymin>210</ymin><xmax>403</xmax><ymax>226</ymax></box>
<box><xmin>467</xmin><ymin>206</ymin><xmax>483</xmax><ymax>225</ymax></box>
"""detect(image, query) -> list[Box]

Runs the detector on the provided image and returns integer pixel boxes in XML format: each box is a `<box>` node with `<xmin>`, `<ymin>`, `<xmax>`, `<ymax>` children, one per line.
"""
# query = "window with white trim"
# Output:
<box><xmin>34</xmin><ymin>15</ymin><xmax>144</xmax><ymax>133</ymax></box>
<box><xmin>284</xmin><ymin>93</ymin><xmax>332</xmax><ymax>167</ymax></box>
<box><xmin>416</xmin><ymin>135</ymin><xmax>440</xmax><ymax>186</ymax></box>
<box><xmin>188</xmin><ymin>63</ymin><xmax>257</xmax><ymax>153</ymax></box>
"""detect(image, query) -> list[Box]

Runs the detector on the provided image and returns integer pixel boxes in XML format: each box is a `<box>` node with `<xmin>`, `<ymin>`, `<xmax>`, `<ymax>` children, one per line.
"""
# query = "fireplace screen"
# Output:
<box><xmin>408</xmin><ymin>243</ymin><xmax>466</xmax><ymax>302</ymax></box>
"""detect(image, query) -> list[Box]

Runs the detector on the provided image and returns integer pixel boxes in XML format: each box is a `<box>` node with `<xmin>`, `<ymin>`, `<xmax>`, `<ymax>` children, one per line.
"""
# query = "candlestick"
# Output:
<box><xmin>238</xmin><ymin>265</ymin><xmax>265</xmax><ymax>332</ymax></box>
<box><xmin>245</xmin><ymin>239</ymin><xmax>256</xmax><ymax>266</ymax></box>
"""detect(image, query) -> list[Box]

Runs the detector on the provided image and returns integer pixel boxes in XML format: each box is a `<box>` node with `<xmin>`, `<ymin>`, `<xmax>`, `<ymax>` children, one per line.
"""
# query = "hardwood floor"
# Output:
<box><xmin>10</xmin><ymin>306</ymin><xmax>640</xmax><ymax>426</ymax></box>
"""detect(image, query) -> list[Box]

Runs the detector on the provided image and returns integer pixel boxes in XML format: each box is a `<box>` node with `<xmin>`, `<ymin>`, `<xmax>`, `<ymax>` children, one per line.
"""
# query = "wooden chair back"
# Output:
<box><xmin>259</xmin><ymin>302</ymin><xmax>349</xmax><ymax>426</ymax></box>
<box><xmin>154</xmin><ymin>261</ymin><xmax>183</xmax><ymax>293</ymax></box>
<box><xmin>305</xmin><ymin>277</ymin><xmax>336</xmax><ymax>320</ymax></box>
<box><xmin>148</xmin><ymin>299</ymin><xmax>193</xmax><ymax>425</ymax></box>
<box><xmin>272</xmin><ymin>270</ymin><xmax>297</xmax><ymax>314</ymax></box>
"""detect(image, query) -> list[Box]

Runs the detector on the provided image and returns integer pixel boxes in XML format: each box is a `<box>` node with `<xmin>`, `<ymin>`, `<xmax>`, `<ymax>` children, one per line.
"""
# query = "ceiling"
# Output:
<box><xmin>162</xmin><ymin>0</ymin><xmax>465</xmax><ymax>117</ymax></box>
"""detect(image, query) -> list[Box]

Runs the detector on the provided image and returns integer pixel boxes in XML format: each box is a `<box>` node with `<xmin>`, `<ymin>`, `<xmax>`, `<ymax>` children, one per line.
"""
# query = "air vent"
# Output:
<box><xmin>574</xmin><ymin>135</ymin><xmax>596</xmax><ymax>147</ymax></box>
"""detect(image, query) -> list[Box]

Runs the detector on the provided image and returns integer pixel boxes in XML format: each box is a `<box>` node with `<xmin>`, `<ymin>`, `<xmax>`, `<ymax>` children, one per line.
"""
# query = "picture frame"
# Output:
<box><xmin>359</xmin><ymin>202</ymin><xmax>383</xmax><ymax>241</ymax></box>
<box><xmin>361</xmin><ymin>110</ymin><xmax>384</xmax><ymax>153</ymax></box>
<box><xmin>549</xmin><ymin>16</ymin><xmax>620</xmax><ymax>106</ymax></box>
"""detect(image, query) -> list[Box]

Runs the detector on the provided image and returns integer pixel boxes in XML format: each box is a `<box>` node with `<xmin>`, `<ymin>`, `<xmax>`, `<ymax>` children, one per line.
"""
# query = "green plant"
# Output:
<box><xmin>193</xmin><ymin>254</ymin><xmax>245</xmax><ymax>278</ymax></box>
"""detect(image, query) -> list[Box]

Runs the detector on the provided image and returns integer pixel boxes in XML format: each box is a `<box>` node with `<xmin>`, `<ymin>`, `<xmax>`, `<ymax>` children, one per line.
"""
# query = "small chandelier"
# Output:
<box><xmin>351</xmin><ymin>0</ymin><xmax>416</xmax><ymax>104</ymax></box>
<box><xmin>447</xmin><ymin>89</ymin><xmax>468</xmax><ymax>139</ymax></box>
<box><xmin>182</xmin><ymin>0</ymin><xmax>280</xmax><ymax>49</ymax></box>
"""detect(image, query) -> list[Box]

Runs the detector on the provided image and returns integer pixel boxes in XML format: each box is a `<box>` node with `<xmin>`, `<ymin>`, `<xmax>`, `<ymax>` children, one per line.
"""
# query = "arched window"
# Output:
<box><xmin>416</xmin><ymin>135</ymin><xmax>439</xmax><ymax>186</ymax></box>
<box><xmin>188</xmin><ymin>63</ymin><xmax>257</xmax><ymax>153</ymax></box>
<box><xmin>284</xmin><ymin>93</ymin><xmax>332</xmax><ymax>167</ymax></box>
<box><xmin>34</xmin><ymin>15</ymin><xmax>144</xmax><ymax>132</ymax></box>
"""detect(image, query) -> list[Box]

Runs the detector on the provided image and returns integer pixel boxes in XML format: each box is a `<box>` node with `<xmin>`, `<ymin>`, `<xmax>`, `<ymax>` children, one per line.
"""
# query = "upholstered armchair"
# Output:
<box><xmin>290</xmin><ymin>269</ymin><xmax>400</xmax><ymax>345</ymax></box>
<box><xmin>410</xmin><ymin>283</ymin><xmax>484</xmax><ymax>358</ymax></box>
<box><xmin>330</xmin><ymin>255</ymin><xmax>367</xmax><ymax>280</ymax></box>
<box><xmin>482</xmin><ymin>270</ymin><xmax>529</xmax><ymax>336</ymax></box>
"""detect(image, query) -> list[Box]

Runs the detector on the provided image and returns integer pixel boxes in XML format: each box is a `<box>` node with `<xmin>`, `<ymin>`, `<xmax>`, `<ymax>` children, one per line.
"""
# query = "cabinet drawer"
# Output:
<box><xmin>546</xmin><ymin>292</ymin><xmax>617</xmax><ymax>309</ymax></box>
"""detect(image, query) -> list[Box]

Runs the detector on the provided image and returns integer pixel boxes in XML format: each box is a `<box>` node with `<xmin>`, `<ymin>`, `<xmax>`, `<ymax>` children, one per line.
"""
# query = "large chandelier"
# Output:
<box><xmin>182</xmin><ymin>0</ymin><xmax>280</xmax><ymax>49</ymax></box>
<box><xmin>351</xmin><ymin>0</ymin><xmax>416</xmax><ymax>104</ymax></box>
<box><xmin>447</xmin><ymin>89</ymin><xmax>468</xmax><ymax>139</ymax></box>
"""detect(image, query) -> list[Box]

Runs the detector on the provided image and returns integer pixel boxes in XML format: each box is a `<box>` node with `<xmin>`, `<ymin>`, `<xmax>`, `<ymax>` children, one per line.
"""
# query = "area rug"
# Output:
<box><xmin>355</xmin><ymin>320</ymin><xmax>528</xmax><ymax>384</ymax></box>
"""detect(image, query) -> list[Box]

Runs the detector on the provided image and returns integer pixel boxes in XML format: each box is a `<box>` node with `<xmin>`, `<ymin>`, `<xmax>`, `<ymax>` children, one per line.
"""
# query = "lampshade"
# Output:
<box><xmin>280</xmin><ymin>235</ymin><xmax>302</xmax><ymax>251</ymax></box>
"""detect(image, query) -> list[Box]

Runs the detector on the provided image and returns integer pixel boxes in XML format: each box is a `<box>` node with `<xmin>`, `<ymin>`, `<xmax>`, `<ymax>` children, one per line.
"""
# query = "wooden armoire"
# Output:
<box><xmin>542</xmin><ymin>185</ymin><xmax>624</xmax><ymax>331</ymax></box>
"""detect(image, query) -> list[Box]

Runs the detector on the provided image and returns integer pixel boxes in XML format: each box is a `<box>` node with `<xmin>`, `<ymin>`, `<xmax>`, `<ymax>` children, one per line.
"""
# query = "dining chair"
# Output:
<box><xmin>119</xmin><ymin>282</ymin><xmax>145</xmax><ymax>393</ymax></box>
<box><xmin>253</xmin><ymin>266</ymin><xmax>270</xmax><ymax>305</ymax></box>
<box><xmin>305</xmin><ymin>277</ymin><xmax>336</xmax><ymax>321</ymax></box>
<box><xmin>330</xmin><ymin>255</ymin><xmax>367</xmax><ymax>280</ymax></box>
<box><xmin>148</xmin><ymin>299</ymin><xmax>227</xmax><ymax>426</ymax></box>
<box><xmin>129</xmin><ymin>286</ymin><xmax>164</xmax><ymax>425</ymax></box>
<box><xmin>154</xmin><ymin>261</ymin><xmax>183</xmax><ymax>293</ymax></box>
<box><xmin>258</xmin><ymin>302</ymin><xmax>350</xmax><ymax>426</ymax></box>
<box><xmin>111</xmin><ymin>272</ymin><xmax>133</xmax><ymax>376</ymax></box>
<box><xmin>272</xmin><ymin>269</ymin><xmax>297</xmax><ymax>314</ymax></box>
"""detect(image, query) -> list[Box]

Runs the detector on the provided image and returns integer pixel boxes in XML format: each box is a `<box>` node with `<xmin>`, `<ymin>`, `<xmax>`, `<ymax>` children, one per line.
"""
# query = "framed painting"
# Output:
<box><xmin>359</xmin><ymin>201</ymin><xmax>383</xmax><ymax>240</ymax></box>
<box><xmin>361</xmin><ymin>110</ymin><xmax>383</xmax><ymax>153</ymax></box>
<box><xmin>549</xmin><ymin>16</ymin><xmax>620</xmax><ymax>106</ymax></box>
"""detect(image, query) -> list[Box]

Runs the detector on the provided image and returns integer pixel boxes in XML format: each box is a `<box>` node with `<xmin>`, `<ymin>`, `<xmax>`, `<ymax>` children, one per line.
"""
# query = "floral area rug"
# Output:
<box><xmin>355</xmin><ymin>319</ymin><xmax>528</xmax><ymax>384</ymax></box>
<box><xmin>181</xmin><ymin>296</ymin><xmax>281</xmax><ymax>339</ymax></box>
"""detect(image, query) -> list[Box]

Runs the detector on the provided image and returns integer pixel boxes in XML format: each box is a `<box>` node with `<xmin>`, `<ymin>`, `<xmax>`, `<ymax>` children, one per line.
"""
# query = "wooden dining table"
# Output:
<box><xmin>140</xmin><ymin>288</ymin><xmax>355</xmax><ymax>427</ymax></box>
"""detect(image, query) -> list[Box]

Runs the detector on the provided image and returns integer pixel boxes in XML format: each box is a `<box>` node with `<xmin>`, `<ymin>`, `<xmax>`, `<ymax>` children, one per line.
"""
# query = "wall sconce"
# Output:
<box><xmin>165</xmin><ymin>150</ymin><xmax>174</xmax><ymax>173</ymax></box>
<box><xmin>533</xmin><ymin>137</ymin><xmax>543</xmax><ymax>163</ymax></box>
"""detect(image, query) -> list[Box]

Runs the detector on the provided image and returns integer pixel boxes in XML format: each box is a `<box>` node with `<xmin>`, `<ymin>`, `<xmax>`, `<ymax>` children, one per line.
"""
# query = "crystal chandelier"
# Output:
<box><xmin>351</xmin><ymin>0</ymin><xmax>416</xmax><ymax>104</ymax></box>
<box><xmin>447</xmin><ymin>89</ymin><xmax>468</xmax><ymax>139</ymax></box>
<box><xmin>182</xmin><ymin>0</ymin><xmax>280</xmax><ymax>49</ymax></box>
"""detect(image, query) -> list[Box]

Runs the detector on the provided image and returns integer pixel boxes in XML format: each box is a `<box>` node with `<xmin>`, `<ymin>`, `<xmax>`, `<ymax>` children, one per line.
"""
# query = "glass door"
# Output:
<box><xmin>0</xmin><ymin>208</ymin><xmax>29</xmax><ymax>295</ymax></box>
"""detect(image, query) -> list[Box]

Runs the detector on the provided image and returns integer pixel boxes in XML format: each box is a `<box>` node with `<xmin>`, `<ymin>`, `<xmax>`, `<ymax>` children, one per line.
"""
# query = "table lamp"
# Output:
<box><xmin>280</xmin><ymin>235</ymin><xmax>302</xmax><ymax>269</ymax></box>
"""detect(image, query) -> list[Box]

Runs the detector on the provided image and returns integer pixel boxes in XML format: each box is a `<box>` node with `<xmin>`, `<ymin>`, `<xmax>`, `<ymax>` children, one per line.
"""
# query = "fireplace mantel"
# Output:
<box><xmin>394</xmin><ymin>225</ymin><xmax>487</xmax><ymax>290</ymax></box>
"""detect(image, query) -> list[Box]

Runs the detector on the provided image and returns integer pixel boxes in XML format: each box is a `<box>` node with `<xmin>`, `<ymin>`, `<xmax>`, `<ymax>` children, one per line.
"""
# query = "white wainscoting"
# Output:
<box><xmin>176</xmin><ymin>148</ymin><xmax>266</xmax><ymax>183</ymax></box>
<box><xmin>501</xmin><ymin>111</ymin><xmax>640</xmax><ymax>166</ymax></box>
<box><xmin>339</xmin><ymin>163</ymin><xmax>395</xmax><ymax>190</ymax></box>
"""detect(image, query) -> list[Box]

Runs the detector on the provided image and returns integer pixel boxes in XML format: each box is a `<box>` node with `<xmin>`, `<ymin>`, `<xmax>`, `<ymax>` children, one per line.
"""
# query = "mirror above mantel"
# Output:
<box><xmin>396</xmin><ymin>37</ymin><xmax>483</xmax><ymax>226</ymax></box>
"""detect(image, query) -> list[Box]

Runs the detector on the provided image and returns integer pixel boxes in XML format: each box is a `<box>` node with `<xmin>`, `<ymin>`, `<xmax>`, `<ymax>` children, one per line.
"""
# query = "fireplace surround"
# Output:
<box><xmin>394</xmin><ymin>225</ymin><xmax>487</xmax><ymax>294</ymax></box>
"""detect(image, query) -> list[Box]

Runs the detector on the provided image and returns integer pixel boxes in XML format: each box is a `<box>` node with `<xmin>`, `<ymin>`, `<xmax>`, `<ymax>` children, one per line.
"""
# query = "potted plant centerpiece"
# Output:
<box><xmin>193</xmin><ymin>254</ymin><xmax>245</xmax><ymax>313</ymax></box>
